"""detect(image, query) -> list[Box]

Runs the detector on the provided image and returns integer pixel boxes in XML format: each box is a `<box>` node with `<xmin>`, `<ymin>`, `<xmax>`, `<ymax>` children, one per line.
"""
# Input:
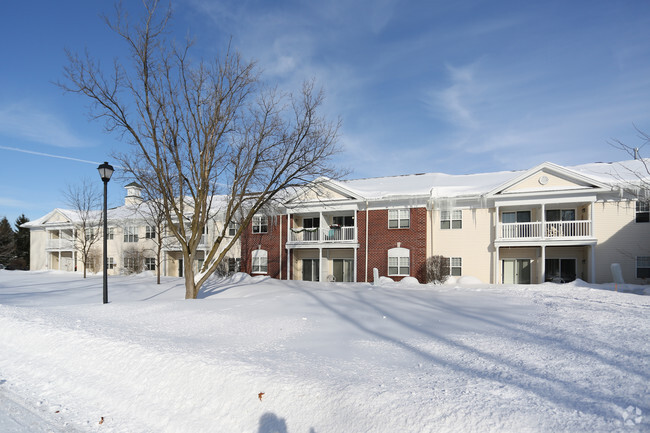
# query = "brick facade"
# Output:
<box><xmin>242</xmin><ymin>208</ymin><xmax>428</xmax><ymax>283</ymax></box>
<box><xmin>357</xmin><ymin>207</ymin><xmax>427</xmax><ymax>282</ymax></box>
<box><xmin>240</xmin><ymin>215</ymin><xmax>288</xmax><ymax>279</ymax></box>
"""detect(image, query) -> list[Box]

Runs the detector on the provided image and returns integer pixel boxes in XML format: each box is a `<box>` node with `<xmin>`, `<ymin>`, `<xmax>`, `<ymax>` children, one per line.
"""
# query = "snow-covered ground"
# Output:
<box><xmin>0</xmin><ymin>270</ymin><xmax>648</xmax><ymax>432</ymax></box>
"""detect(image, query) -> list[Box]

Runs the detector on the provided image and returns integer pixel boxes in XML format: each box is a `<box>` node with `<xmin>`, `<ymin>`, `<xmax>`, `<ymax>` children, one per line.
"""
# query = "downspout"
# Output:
<box><xmin>365</xmin><ymin>200</ymin><xmax>369</xmax><ymax>282</ymax></box>
<box><xmin>279</xmin><ymin>214</ymin><xmax>282</xmax><ymax>279</ymax></box>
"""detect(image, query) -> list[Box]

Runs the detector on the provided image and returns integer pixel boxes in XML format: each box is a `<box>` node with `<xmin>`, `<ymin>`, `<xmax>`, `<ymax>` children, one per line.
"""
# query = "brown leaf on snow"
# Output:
<box><xmin>258</xmin><ymin>392</ymin><xmax>265</xmax><ymax>401</ymax></box>
<box><xmin>99</xmin><ymin>416</ymin><xmax>104</xmax><ymax>425</ymax></box>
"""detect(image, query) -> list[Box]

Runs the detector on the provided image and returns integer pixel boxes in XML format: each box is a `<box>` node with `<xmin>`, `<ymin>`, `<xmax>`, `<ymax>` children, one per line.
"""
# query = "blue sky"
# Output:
<box><xmin>2</xmin><ymin>0</ymin><xmax>650</xmax><ymax>225</ymax></box>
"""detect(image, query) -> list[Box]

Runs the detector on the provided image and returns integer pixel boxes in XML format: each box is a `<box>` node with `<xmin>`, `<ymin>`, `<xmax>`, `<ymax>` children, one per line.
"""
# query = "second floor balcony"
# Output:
<box><xmin>46</xmin><ymin>238</ymin><xmax>75</xmax><ymax>250</ymax></box>
<box><xmin>497</xmin><ymin>220</ymin><xmax>592</xmax><ymax>241</ymax></box>
<box><xmin>289</xmin><ymin>226</ymin><xmax>357</xmax><ymax>244</ymax></box>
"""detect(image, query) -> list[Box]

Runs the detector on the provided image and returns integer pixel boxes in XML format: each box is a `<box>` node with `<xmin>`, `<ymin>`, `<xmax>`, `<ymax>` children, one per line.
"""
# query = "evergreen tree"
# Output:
<box><xmin>0</xmin><ymin>217</ymin><xmax>15</xmax><ymax>266</ymax></box>
<box><xmin>14</xmin><ymin>214</ymin><xmax>30</xmax><ymax>269</ymax></box>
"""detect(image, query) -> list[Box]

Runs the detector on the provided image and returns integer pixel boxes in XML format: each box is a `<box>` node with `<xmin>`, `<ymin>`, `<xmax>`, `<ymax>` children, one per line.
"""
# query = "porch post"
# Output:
<box><xmin>286</xmin><ymin>211</ymin><xmax>291</xmax><ymax>280</ymax></box>
<box><xmin>541</xmin><ymin>245</ymin><xmax>546</xmax><ymax>283</ymax></box>
<box><xmin>495</xmin><ymin>246</ymin><xmax>500</xmax><ymax>284</ymax></box>
<box><xmin>541</xmin><ymin>204</ymin><xmax>546</xmax><ymax>239</ymax></box>
<box><xmin>590</xmin><ymin>244</ymin><xmax>596</xmax><ymax>283</ymax></box>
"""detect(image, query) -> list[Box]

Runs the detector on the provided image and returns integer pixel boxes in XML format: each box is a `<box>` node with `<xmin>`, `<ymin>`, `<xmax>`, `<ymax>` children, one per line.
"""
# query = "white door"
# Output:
<box><xmin>502</xmin><ymin>259</ymin><xmax>531</xmax><ymax>284</ymax></box>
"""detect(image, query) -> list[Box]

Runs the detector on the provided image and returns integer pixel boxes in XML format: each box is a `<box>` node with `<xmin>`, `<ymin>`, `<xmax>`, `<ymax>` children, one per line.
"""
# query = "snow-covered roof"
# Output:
<box><xmin>334</xmin><ymin>159</ymin><xmax>649</xmax><ymax>200</ymax></box>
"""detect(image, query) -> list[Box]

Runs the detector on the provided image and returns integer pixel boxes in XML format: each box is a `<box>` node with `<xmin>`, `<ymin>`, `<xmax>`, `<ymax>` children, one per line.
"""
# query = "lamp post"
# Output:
<box><xmin>97</xmin><ymin>161</ymin><xmax>114</xmax><ymax>304</ymax></box>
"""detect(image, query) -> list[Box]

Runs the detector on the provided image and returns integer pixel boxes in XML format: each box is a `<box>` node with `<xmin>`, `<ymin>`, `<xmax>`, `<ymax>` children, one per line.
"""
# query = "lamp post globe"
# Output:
<box><xmin>97</xmin><ymin>161</ymin><xmax>114</xmax><ymax>304</ymax></box>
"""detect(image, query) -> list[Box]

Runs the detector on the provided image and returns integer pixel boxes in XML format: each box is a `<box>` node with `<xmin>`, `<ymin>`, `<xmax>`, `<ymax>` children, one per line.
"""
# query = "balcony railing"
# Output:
<box><xmin>289</xmin><ymin>226</ymin><xmax>356</xmax><ymax>243</ymax></box>
<box><xmin>498</xmin><ymin>220</ymin><xmax>592</xmax><ymax>240</ymax></box>
<box><xmin>46</xmin><ymin>239</ymin><xmax>75</xmax><ymax>250</ymax></box>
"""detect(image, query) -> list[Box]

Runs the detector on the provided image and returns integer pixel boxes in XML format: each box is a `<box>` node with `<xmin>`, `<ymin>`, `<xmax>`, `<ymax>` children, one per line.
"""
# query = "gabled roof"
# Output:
<box><xmin>485</xmin><ymin>162</ymin><xmax>611</xmax><ymax>197</ymax></box>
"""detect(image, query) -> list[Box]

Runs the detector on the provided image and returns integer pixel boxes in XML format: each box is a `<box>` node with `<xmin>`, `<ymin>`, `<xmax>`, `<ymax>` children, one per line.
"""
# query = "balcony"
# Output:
<box><xmin>289</xmin><ymin>226</ymin><xmax>357</xmax><ymax>244</ymax></box>
<box><xmin>46</xmin><ymin>238</ymin><xmax>75</xmax><ymax>250</ymax></box>
<box><xmin>497</xmin><ymin>220</ymin><xmax>592</xmax><ymax>241</ymax></box>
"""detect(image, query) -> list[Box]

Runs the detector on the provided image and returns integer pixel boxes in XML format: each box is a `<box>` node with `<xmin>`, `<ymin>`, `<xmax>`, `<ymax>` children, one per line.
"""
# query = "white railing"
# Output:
<box><xmin>499</xmin><ymin>222</ymin><xmax>542</xmax><ymax>239</ymax></box>
<box><xmin>544</xmin><ymin>220</ymin><xmax>591</xmax><ymax>238</ymax></box>
<box><xmin>46</xmin><ymin>239</ymin><xmax>75</xmax><ymax>250</ymax></box>
<box><xmin>289</xmin><ymin>226</ymin><xmax>356</xmax><ymax>243</ymax></box>
<box><xmin>498</xmin><ymin>220</ymin><xmax>592</xmax><ymax>240</ymax></box>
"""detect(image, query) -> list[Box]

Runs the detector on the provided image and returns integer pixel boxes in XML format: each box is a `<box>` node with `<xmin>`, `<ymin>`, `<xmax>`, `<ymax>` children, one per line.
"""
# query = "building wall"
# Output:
<box><xmin>240</xmin><ymin>215</ymin><xmax>288</xmax><ymax>279</ymax></box>
<box><xmin>357</xmin><ymin>207</ymin><xmax>427</xmax><ymax>283</ymax></box>
<box><xmin>430</xmin><ymin>207</ymin><xmax>494</xmax><ymax>283</ymax></box>
<box><xmin>593</xmin><ymin>200</ymin><xmax>650</xmax><ymax>284</ymax></box>
<box><xmin>29</xmin><ymin>228</ymin><xmax>47</xmax><ymax>270</ymax></box>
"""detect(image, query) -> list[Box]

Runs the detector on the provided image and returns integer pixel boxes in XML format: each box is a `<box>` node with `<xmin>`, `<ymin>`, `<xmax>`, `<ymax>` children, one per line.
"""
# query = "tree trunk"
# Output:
<box><xmin>184</xmin><ymin>260</ymin><xmax>197</xmax><ymax>299</ymax></box>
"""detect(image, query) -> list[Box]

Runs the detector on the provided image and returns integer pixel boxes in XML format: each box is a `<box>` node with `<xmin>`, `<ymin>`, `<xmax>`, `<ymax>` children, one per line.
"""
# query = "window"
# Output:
<box><xmin>252</xmin><ymin>249</ymin><xmax>268</xmax><ymax>273</ymax></box>
<box><xmin>124</xmin><ymin>226</ymin><xmax>139</xmax><ymax>242</ymax></box>
<box><xmin>84</xmin><ymin>227</ymin><xmax>96</xmax><ymax>241</ymax></box>
<box><xmin>228</xmin><ymin>222</ymin><xmax>239</xmax><ymax>236</ymax></box>
<box><xmin>145</xmin><ymin>258</ymin><xmax>156</xmax><ymax>271</ymax></box>
<box><xmin>124</xmin><ymin>257</ymin><xmax>138</xmax><ymax>271</ymax></box>
<box><xmin>252</xmin><ymin>215</ymin><xmax>268</xmax><ymax>234</ymax></box>
<box><xmin>107</xmin><ymin>227</ymin><xmax>114</xmax><ymax>240</ymax></box>
<box><xmin>228</xmin><ymin>257</ymin><xmax>241</xmax><ymax>273</ymax></box>
<box><xmin>145</xmin><ymin>226</ymin><xmax>156</xmax><ymax>239</ymax></box>
<box><xmin>636</xmin><ymin>201</ymin><xmax>649</xmax><ymax>223</ymax></box>
<box><xmin>637</xmin><ymin>256</ymin><xmax>650</xmax><ymax>279</ymax></box>
<box><xmin>332</xmin><ymin>215</ymin><xmax>354</xmax><ymax>227</ymax></box>
<box><xmin>502</xmin><ymin>211</ymin><xmax>531</xmax><ymax>223</ymax></box>
<box><xmin>546</xmin><ymin>209</ymin><xmax>575</xmax><ymax>221</ymax></box>
<box><xmin>388</xmin><ymin>209</ymin><xmax>410</xmax><ymax>229</ymax></box>
<box><xmin>449</xmin><ymin>257</ymin><xmax>462</xmax><ymax>276</ymax></box>
<box><xmin>441</xmin><ymin>210</ymin><xmax>462</xmax><ymax>229</ymax></box>
<box><xmin>388</xmin><ymin>247</ymin><xmax>410</xmax><ymax>276</ymax></box>
<box><xmin>107</xmin><ymin>257</ymin><xmax>115</xmax><ymax>270</ymax></box>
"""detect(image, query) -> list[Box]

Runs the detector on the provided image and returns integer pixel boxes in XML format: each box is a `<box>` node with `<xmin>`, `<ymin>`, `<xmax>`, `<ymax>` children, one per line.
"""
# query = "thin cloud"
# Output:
<box><xmin>0</xmin><ymin>145</ymin><xmax>101</xmax><ymax>166</ymax></box>
<box><xmin>0</xmin><ymin>103</ymin><xmax>90</xmax><ymax>148</ymax></box>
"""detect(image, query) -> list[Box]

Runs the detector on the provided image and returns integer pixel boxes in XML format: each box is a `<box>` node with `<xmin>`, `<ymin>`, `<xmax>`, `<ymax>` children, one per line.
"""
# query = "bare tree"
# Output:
<box><xmin>60</xmin><ymin>1</ymin><xmax>342</xmax><ymax>298</ymax></box>
<box><xmin>426</xmin><ymin>255</ymin><xmax>450</xmax><ymax>284</ymax></box>
<box><xmin>64</xmin><ymin>179</ymin><xmax>103</xmax><ymax>278</ymax></box>
<box><xmin>136</xmin><ymin>197</ymin><xmax>168</xmax><ymax>284</ymax></box>
<box><xmin>610</xmin><ymin>126</ymin><xmax>650</xmax><ymax>196</ymax></box>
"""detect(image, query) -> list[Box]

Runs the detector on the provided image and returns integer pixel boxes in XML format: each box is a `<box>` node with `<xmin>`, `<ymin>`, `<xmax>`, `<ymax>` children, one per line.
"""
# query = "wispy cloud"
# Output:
<box><xmin>0</xmin><ymin>145</ymin><xmax>101</xmax><ymax>165</ymax></box>
<box><xmin>425</xmin><ymin>62</ymin><xmax>481</xmax><ymax>128</ymax></box>
<box><xmin>0</xmin><ymin>103</ymin><xmax>90</xmax><ymax>148</ymax></box>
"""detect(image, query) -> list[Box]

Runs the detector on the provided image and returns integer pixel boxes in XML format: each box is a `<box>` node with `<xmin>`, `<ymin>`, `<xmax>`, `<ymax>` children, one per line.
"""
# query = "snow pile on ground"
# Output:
<box><xmin>0</xmin><ymin>270</ymin><xmax>649</xmax><ymax>432</ymax></box>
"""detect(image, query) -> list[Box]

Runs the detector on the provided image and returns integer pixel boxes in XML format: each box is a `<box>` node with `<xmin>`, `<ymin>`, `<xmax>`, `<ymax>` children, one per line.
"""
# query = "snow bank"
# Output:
<box><xmin>0</xmin><ymin>271</ymin><xmax>648</xmax><ymax>432</ymax></box>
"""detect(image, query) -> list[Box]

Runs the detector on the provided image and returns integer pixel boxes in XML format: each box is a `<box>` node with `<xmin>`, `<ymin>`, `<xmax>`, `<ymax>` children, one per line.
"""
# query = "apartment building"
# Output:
<box><xmin>240</xmin><ymin>159</ymin><xmax>649</xmax><ymax>285</ymax></box>
<box><xmin>24</xmin><ymin>159</ymin><xmax>649</xmax><ymax>285</ymax></box>
<box><xmin>24</xmin><ymin>183</ymin><xmax>241</xmax><ymax>276</ymax></box>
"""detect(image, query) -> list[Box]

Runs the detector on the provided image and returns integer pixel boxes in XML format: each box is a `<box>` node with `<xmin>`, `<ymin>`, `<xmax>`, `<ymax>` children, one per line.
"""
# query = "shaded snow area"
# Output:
<box><xmin>0</xmin><ymin>271</ymin><xmax>648</xmax><ymax>432</ymax></box>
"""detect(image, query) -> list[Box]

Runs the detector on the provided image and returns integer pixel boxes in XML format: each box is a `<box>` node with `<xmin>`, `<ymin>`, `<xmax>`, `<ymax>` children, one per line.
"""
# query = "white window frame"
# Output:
<box><xmin>388</xmin><ymin>209</ymin><xmax>410</xmax><ymax>229</ymax></box>
<box><xmin>124</xmin><ymin>257</ymin><xmax>138</xmax><ymax>270</ymax></box>
<box><xmin>227</xmin><ymin>222</ymin><xmax>239</xmax><ymax>237</ymax></box>
<box><xmin>637</xmin><ymin>256</ymin><xmax>650</xmax><ymax>279</ymax></box>
<box><xmin>636</xmin><ymin>201</ymin><xmax>649</xmax><ymax>223</ymax></box>
<box><xmin>107</xmin><ymin>227</ymin><xmax>114</xmax><ymax>240</ymax></box>
<box><xmin>228</xmin><ymin>257</ymin><xmax>241</xmax><ymax>273</ymax></box>
<box><xmin>107</xmin><ymin>257</ymin><xmax>115</xmax><ymax>270</ymax></box>
<box><xmin>145</xmin><ymin>257</ymin><xmax>156</xmax><ymax>271</ymax></box>
<box><xmin>84</xmin><ymin>227</ymin><xmax>96</xmax><ymax>241</ymax></box>
<box><xmin>252</xmin><ymin>249</ymin><xmax>268</xmax><ymax>274</ymax></box>
<box><xmin>252</xmin><ymin>215</ymin><xmax>268</xmax><ymax>234</ymax></box>
<box><xmin>441</xmin><ymin>210</ymin><xmax>462</xmax><ymax>229</ymax></box>
<box><xmin>124</xmin><ymin>226</ymin><xmax>139</xmax><ymax>243</ymax></box>
<box><xmin>449</xmin><ymin>257</ymin><xmax>462</xmax><ymax>276</ymax></box>
<box><xmin>145</xmin><ymin>226</ymin><xmax>156</xmax><ymax>239</ymax></box>
<box><xmin>388</xmin><ymin>247</ymin><xmax>410</xmax><ymax>276</ymax></box>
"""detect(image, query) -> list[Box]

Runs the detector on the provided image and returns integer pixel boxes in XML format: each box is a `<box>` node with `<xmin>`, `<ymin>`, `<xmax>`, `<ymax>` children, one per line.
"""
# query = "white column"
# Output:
<box><xmin>590</xmin><ymin>244</ymin><xmax>596</xmax><ymax>283</ymax></box>
<box><xmin>496</xmin><ymin>246</ymin><xmax>500</xmax><ymax>284</ymax></box>
<box><xmin>541</xmin><ymin>204</ymin><xmax>546</xmax><ymax>239</ymax></box>
<box><xmin>319</xmin><ymin>247</ymin><xmax>323</xmax><ymax>282</ymax></box>
<box><xmin>541</xmin><ymin>245</ymin><xmax>546</xmax><ymax>283</ymax></box>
